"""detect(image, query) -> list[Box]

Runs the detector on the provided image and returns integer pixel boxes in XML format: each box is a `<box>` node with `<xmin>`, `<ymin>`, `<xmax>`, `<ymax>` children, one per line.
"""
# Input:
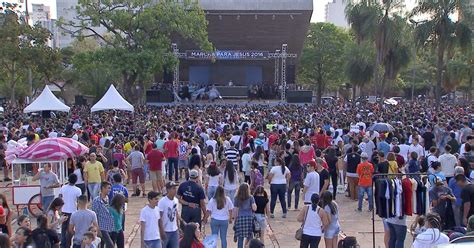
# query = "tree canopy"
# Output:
<box><xmin>60</xmin><ymin>0</ymin><xmax>212</xmax><ymax>102</ymax></box>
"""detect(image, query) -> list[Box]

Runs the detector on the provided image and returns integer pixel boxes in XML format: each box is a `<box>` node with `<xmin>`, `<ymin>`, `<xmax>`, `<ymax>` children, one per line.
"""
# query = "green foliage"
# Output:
<box><xmin>345</xmin><ymin>42</ymin><xmax>375</xmax><ymax>99</ymax></box>
<box><xmin>411</xmin><ymin>0</ymin><xmax>472</xmax><ymax>106</ymax></box>
<box><xmin>60</xmin><ymin>0</ymin><xmax>212</xmax><ymax>102</ymax></box>
<box><xmin>0</xmin><ymin>2</ymin><xmax>61</xmax><ymax>104</ymax></box>
<box><xmin>298</xmin><ymin>23</ymin><xmax>351</xmax><ymax>104</ymax></box>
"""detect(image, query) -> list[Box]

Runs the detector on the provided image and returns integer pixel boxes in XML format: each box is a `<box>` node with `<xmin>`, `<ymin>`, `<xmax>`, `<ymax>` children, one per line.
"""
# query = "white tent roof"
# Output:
<box><xmin>91</xmin><ymin>85</ymin><xmax>134</xmax><ymax>112</ymax></box>
<box><xmin>23</xmin><ymin>86</ymin><xmax>70</xmax><ymax>113</ymax></box>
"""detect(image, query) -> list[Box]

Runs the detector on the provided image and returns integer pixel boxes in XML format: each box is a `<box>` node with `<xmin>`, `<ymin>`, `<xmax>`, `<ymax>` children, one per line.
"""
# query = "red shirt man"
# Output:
<box><xmin>163</xmin><ymin>134</ymin><xmax>179</xmax><ymax>158</ymax></box>
<box><xmin>357</xmin><ymin>155</ymin><xmax>375</xmax><ymax>187</ymax></box>
<box><xmin>147</xmin><ymin>147</ymin><xmax>165</xmax><ymax>171</ymax></box>
<box><xmin>268</xmin><ymin>132</ymin><xmax>279</xmax><ymax>148</ymax></box>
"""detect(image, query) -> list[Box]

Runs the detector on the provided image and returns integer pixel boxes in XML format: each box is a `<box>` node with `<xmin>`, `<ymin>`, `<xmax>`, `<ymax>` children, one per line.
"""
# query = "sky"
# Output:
<box><xmin>16</xmin><ymin>0</ymin><xmax>331</xmax><ymax>22</ymax></box>
<box><xmin>14</xmin><ymin>0</ymin><xmax>418</xmax><ymax>23</ymax></box>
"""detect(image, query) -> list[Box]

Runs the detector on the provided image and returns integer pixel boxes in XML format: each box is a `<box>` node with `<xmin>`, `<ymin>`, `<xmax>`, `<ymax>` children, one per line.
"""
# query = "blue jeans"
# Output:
<box><xmin>162</xmin><ymin>230</ymin><xmax>178</xmax><ymax>248</ymax></box>
<box><xmin>167</xmin><ymin>158</ymin><xmax>179</xmax><ymax>181</ymax></box>
<box><xmin>208</xmin><ymin>186</ymin><xmax>217</xmax><ymax>200</ymax></box>
<box><xmin>287</xmin><ymin>180</ymin><xmax>301</xmax><ymax>209</ymax></box>
<box><xmin>225</xmin><ymin>189</ymin><xmax>236</xmax><ymax>204</ymax></box>
<box><xmin>210</xmin><ymin>218</ymin><xmax>229</xmax><ymax>248</ymax></box>
<box><xmin>144</xmin><ymin>239</ymin><xmax>161</xmax><ymax>248</ymax></box>
<box><xmin>357</xmin><ymin>186</ymin><xmax>373</xmax><ymax>210</ymax></box>
<box><xmin>270</xmin><ymin>184</ymin><xmax>287</xmax><ymax>214</ymax></box>
<box><xmin>387</xmin><ymin>222</ymin><xmax>406</xmax><ymax>248</ymax></box>
<box><xmin>88</xmin><ymin>182</ymin><xmax>100</xmax><ymax>200</ymax></box>
<box><xmin>42</xmin><ymin>195</ymin><xmax>55</xmax><ymax>213</ymax></box>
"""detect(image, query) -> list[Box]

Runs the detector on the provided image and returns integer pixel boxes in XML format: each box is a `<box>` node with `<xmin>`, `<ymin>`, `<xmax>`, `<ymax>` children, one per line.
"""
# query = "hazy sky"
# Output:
<box><xmin>20</xmin><ymin>0</ymin><xmax>331</xmax><ymax>22</ymax></box>
<box><xmin>19</xmin><ymin>0</ymin><xmax>417</xmax><ymax>23</ymax></box>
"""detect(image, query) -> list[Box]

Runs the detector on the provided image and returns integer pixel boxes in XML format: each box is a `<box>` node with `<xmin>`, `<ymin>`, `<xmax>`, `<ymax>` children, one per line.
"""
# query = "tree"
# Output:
<box><xmin>345</xmin><ymin>42</ymin><xmax>375</xmax><ymax>100</ymax></box>
<box><xmin>60</xmin><ymin>0</ymin><xmax>212</xmax><ymax>102</ymax></box>
<box><xmin>380</xmin><ymin>15</ymin><xmax>411</xmax><ymax>97</ymax></box>
<box><xmin>411</xmin><ymin>0</ymin><xmax>472</xmax><ymax>108</ymax></box>
<box><xmin>298</xmin><ymin>23</ymin><xmax>351</xmax><ymax>105</ymax></box>
<box><xmin>345</xmin><ymin>1</ymin><xmax>380</xmax><ymax>98</ymax></box>
<box><xmin>0</xmin><ymin>2</ymin><xmax>58</xmax><ymax>104</ymax></box>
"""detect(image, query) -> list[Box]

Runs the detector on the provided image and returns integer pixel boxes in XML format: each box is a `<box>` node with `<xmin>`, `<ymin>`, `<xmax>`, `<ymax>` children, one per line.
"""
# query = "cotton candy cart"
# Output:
<box><xmin>7</xmin><ymin>158</ymin><xmax>68</xmax><ymax>217</ymax></box>
<box><xmin>2</xmin><ymin>137</ymin><xmax>89</xmax><ymax>217</ymax></box>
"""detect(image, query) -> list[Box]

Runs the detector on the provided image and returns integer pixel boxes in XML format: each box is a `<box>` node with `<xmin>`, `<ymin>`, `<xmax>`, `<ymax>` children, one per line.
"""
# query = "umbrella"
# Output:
<box><xmin>19</xmin><ymin>137</ymin><xmax>89</xmax><ymax>160</ymax></box>
<box><xmin>367</xmin><ymin>123</ymin><xmax>395</xmax><ymax>133</ymax></box>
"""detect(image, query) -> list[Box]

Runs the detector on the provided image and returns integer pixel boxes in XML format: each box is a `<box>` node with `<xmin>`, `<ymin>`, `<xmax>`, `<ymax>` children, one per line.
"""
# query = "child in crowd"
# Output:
<box><xmin>82</xmin><ymin>231</ymin><xmax>96</xmax><ymax>248</ymax></box>
<box><xmin>410</xmin><ymin>215</ymin><xmax>426</xmax><ymax>239</ymax></box>
<box><xmin>88</xmin><ymin>226</ymin><xmax>101</xmax><ymax>247</ymax></box>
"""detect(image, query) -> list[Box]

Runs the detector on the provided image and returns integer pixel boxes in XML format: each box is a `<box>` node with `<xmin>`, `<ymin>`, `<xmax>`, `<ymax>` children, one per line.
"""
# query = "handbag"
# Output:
<box><xmin>295</xmin><ymin>206</ymin><xmax>309</xmax><ymax>240</ymax></box>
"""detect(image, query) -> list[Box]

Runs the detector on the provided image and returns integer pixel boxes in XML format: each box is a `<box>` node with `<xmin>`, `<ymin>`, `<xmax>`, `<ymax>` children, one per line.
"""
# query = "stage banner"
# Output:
<box><xmin>186</xmin><ymin>50</ymin><xmax>269</xmax><ymax>60</ymax></box>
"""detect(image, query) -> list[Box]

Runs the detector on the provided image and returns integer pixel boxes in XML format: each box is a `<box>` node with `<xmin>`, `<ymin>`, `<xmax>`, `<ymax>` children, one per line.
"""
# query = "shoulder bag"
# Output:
<box><xmin>295</xmin><ymin>205</ymin><xmax>309</xmax><ymax>240</ymax></box>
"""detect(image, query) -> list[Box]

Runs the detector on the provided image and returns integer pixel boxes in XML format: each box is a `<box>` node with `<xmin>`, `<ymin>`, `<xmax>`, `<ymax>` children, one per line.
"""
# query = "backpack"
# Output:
<box><xmin>338</xmin><ymin>236</ymin><xmax>358</xmax><ymax>248</ymax></box>
<box><xmin>420</xmin><ymin>154</ymin><xmax>432</xmax><ymax>173</ymax></box>
<box><xmin>253</xmin><ymin>169</ymin><xmax>264</xmax><ymax>187</ymax></box>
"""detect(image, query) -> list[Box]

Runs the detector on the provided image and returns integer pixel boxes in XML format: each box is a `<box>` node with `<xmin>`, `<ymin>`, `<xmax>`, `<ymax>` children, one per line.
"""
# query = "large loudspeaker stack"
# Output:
<box><xmin>286</xmin><ymin>90</ymin><xmax>313</xmax><ymax>103</ymax></box>
<box><xmin>146</xmin><ymin>89</ymin><xmax>173</xmax><ymax>103</ymax></box>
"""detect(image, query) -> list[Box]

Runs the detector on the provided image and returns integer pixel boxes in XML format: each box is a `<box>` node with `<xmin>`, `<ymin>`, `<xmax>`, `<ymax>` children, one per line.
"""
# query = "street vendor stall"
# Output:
<box><xmin>2</xmin><ymin>137</ymin><xmax>89</xmax><ymax>217</ymax></box>
<box><xmin>10</xmin><ymin>158</ymin><xmax>67</xmax><ymax>217</ymax></box>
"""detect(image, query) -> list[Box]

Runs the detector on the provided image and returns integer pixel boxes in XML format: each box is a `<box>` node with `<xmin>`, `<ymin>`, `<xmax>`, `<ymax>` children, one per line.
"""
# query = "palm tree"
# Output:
<box><xmin>345</xmin><ymin>43</ymin><xmax>375</xmax><ymax>101</ymax></box>
<box><xmin>345</xmin><ymin>1</ymin><xmax>380</xmax><ymax>98</ymax></box>
<box><xmin>380</xmin><ymin>15</ymin><xmax>412</xmax><ymax>97</ymax></box>
<box><xmin>411</xmin><ymin>0</ymin><xmax>472</xmax><ymax>108</ymax></box>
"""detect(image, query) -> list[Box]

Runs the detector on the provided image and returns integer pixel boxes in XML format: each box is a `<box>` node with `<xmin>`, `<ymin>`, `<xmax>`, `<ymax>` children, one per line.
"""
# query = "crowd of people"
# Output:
<box><xmin>0</xmin><ymin>99</ymin><xmax>472</xmax><ymax>248</ymax></box>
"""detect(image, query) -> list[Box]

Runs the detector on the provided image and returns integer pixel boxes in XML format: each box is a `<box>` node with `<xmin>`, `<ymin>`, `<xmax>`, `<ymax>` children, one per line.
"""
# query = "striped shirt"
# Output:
<box><xmin>225</xmin><ymin>148</ymin><xmax>239</xmax><ymax>167</ymax></box>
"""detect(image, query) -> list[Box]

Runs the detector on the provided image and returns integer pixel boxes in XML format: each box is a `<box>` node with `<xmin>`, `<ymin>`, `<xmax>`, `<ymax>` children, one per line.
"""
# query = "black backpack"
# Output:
<box><xmin>420</xmin><ymin>154</ymin><xmax>432</xmax><ymax>173</ymax></box>
<box><xmin>338</xmin><ymin>236</ymin><xmax>359</xmax><ymax>248</ymax></box>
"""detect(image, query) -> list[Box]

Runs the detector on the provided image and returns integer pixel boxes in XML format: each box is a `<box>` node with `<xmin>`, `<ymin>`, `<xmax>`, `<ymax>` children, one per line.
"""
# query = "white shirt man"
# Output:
<box><xmin>438</xmin><ymin>150</ymin><xmax>457</xmax><ymax>179</ymax></box>
<box><xmin>158</xmin><ymin>182</ymin><xmax>180</xmax><ymax>248</ymax></box>
<box><xmin>140</xmin><ymin>192</ymin><xmax>165</xmax><ymax>248</ymax></box>
<box><xmin>409</xmin><ymin>141</ymin><xmax>425</xmax><ymax>159</ymax></box>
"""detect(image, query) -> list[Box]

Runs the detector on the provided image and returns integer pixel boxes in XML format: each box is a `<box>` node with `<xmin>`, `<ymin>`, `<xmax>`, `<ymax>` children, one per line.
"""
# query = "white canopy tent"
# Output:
<box><xmin>23</xmin><ymin>86</ymin><xmax>70</xmax><ymax>113</ymax></box>
<box><xmin>91</xmin><ymin>85</ymin><xmax>134</xmax><ymax>112</ymax></box>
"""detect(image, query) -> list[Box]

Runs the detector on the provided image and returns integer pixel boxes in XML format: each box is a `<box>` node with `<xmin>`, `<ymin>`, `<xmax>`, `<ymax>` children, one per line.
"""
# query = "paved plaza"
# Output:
<box><xmin>118</xmin><ymin>181</ymin><xmax>416</xmax><ymax>248</ymax></box>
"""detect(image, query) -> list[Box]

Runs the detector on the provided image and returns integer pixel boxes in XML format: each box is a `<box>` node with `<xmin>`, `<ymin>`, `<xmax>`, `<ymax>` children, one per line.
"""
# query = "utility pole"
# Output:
<box><xmin>25</xmin><ymin>0</ymin><xmax>33</xmax><ymax>98</ymax></box>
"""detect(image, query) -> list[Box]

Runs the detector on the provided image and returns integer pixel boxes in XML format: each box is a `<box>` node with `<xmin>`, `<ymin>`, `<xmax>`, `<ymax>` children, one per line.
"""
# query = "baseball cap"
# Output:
<box><xmin>306</xmin><ymin>160</ymin><xmax>317</xmax><ymax>168</ymax></box>
<box><xmin>165</xmin><ymin>181</ymin><xmax>179</xmax><ymax>189</ymax></box>
<box><xmin>147</xmin><ymin>191</ymin><xmax>160</xmax><ymax>200</ymax></box>
<box><xmin>189</xmin><ymin>169</ymin><xmax>199</xmax><ymax>179</ymax></box>
<box><xmin>361</xmin><ymin>152</ymin><xmax>369</xmax><ymax>158</ymax></box>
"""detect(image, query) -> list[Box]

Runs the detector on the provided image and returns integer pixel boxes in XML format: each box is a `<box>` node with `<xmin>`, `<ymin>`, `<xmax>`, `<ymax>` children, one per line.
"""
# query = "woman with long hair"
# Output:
<box><xmin>66</xmin><ymin>158</ymin><xmax>75</xmax><ymax>177</ymax></box>
<box><xmin>205</xmin><ymin>186</ymin><xmax>233</xmax><ymax>248</ymax></box>
<box><xmin>320</xmin><ymin>191</ymin><xmax>340</xmax><ymax>248</ymax></box>
<box><xmin>205</xmin><ymin>162</ymin><xmax>222</xmax><ymax>200</ymax></box>
<box><xmin>324</xmin><ymin>147</ymin><xmax>339</xmax><ymax>199</ymax></box>
<box><xmin>233</xmin><ymin>183</ymin><xmax>257</xmax><ymax>248</ymax></box>
<box><xmin>13</xmin><ymin>226</ymin><xmax>33</xmax><ymax>248</ymax></box>
<box><xmin>205</xmin><ymin>145</ymin><xmax>215</xmax><ymax>170</ymax></box>
<box><xmin>0</xmin><ymin>193</ymin><xmax>12</xmax><ymax>236</ymax></box>
<box><xmin>73</xmin><ymin>156</ymin><xmax>86</xmax><ymax>194</ymax></box>
<box><xmin>253</xmin><ymin>186</ymin><xmax>270</xmax><ymax>245</ymax></box>
<box><xmin>241</xmin><ymin>147</ymin><xmax>252</xmax><ymax>184</ymax></box>
<box><xmin>412</xmin><ymin>213</ymin><xmax>449</xmax><ymax>247</ymax></box>
<box><xmin>288</xmin><ymin>154</ymin><xmax>303</xmax><ymax>210</ymax></box>
<box><xmin>223</xmin><ymin>160</ymin><xmax>239</xmax><ymax>203</ymax></box>
<box><xmin>296</xmin><ymin>193</ymin><xmax>329</xmax><ymax>248</ymax></box>
<box><xmin>46</xmin><ymin>198</ymin><xmax>66</xmax><ymax>235</ymax></box>
<box><xmin>0</xmin><ymin>233</ymin><xmax>11</xmax><ymax>248</ymax></box>
<box><xmin>31</xmin><ymin>214</ymin><xmax>60</xmax><ymax>247</ymax></box>
<box><xmin>109</xmin><ymin>194</ymin><xmax>125</xmax><ymax>248</ymax></box>
<box><xmin>252</xmin><ymin>146</ymin><xmax>265</xmax><ymax>177</ymax></box>
<box><xmin>179</xmin><ymin>222</ymin><xmax>204</xmax><ymax>248</ymax></box>
<box><xmin>268</xmin><ymin>158</ymin><xmax>290</xmax><ymax>218</ymax></box>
